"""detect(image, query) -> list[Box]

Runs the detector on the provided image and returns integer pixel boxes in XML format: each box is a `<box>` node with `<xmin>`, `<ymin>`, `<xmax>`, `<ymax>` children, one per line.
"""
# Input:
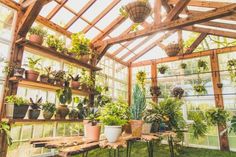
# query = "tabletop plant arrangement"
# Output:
<box><xmin>42</xmin><ymin>102</ymin><xmax>56</xmax><ymax>120</ymax></box>
<box><xmin>25</xmin><ymin>57</ymin><xmax>41</xmax><ymax>81</ymax></box>
<box><xmin>28</xmin><ymin>97</ymin><xmax>42</xmax><ymax>120</ymax></box>
<box><xmin>99</xmin><ymin>100</ymin><xmax>130</xmax><ymax>143</ymax></box>
<box><xmin>28</xmin><ymin>26</ymin><xmax>47</xmax><ymax>45</ymax></box>
<box><xmin>55</xmin><ymin>81</ymin><xmax>72</xmax><ymax>119</ymax></box>
<box><xmin>5</xmin><ymin>95</ymin><xmax>29</xmax><ymax>119</ymax></box>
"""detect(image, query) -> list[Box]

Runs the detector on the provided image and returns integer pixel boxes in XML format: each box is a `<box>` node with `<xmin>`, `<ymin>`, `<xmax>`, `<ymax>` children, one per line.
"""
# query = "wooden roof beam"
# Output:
<box><xmin>46</xmin><ymin>0</ymin><xmax>67</xmax><ymax>20</ymax></box>
<box><xmin>168</xmin><ymin>0</ymin><xmax>232</xmax><ymax>8</ymax></box>
<box><xmin>185</xmin><ymin>33</ymin><xmax>207</xmax><ymax>54</ymax></box>
<box><xmin>0</xmin><ymin>0</ymin><xmax>21</xmax><ymax>11</ymax></box>
<box><xmin>94</xmin><ymin>4</ymin><xmax>236</xmax><ymax>47</ymax></box>
<box><xmin>154</xmin><ymin>0</ymin><xmax>162</xmax><ymax>24</ymax></box>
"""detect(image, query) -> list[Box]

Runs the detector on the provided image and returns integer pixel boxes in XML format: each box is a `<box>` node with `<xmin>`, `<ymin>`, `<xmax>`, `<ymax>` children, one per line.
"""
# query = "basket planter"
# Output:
<box><xmin>43</xmin><ymin>111</ymin><xmax>54</xmax><ymax>120</ymax></box>
<box><xmin>5</xmin><ymin>103</ymin><xmax>29</xmax><ymax>119</ymax></box>
<box><xmin>55</xmin><ymin>105</ymin><xmax>69</xmax><ymax>119</ymax></box>
<box><xmin>125</xmin><ymin>1</ymin><xmax>151</xmax><ymax>23</ymax></box>
<box><xmin>29</xmin><ymin>34</ymin><xmax>43</xmax><ymax>45</ymax></box>
<box><xmin>86</xmin><ymin>125</ymin><xmax>101</xmax><ymax>142</ymax></box>
<box><xmin>28</xmin><ymin>109</ymin><xmax>40</xmax><ymax>119</ymax></box>
<box><xmin>150</xmin><ymin>86</ymin><xmax>161</xmax><ymax>97</ymax></box>
<box><xmin>104</xmin><ymin>126</ymin><xmax>122</xmax><ymax>143</ymax></box>
<box><xmin>13</xmin><ymin>68</ymin><xmax>25</xmax><ymax>77</ymax></box>
<box><xmin>171</xmin><ymin>87</ymin><xmax>184</xmax><ymax>99</ymax></box>
<box><xmin>164</xmin><ymin>44</ymin><xmax>180</xmax><ymax>57</ymax></box>
<box><xmin>25</xmin><ymin>70</ymin><xmax>39</xmax><ymax>81</ymax></box>
<box><xmin>130</xmin><ymin>120</ymin><xmax>144</xmax><ymax>137</ymax></box>
<box><xmin>71</xmin><ymin>81</ymin><xmax>80</xmax><ymax>89</ymax></box>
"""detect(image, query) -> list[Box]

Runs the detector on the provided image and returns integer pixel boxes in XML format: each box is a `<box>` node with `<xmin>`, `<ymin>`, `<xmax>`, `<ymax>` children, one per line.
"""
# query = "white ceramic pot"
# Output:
<box><xmin>104</xmin><ymin>126</ymin><xmax>122</xmax><ymax>143</ymax></box>
<box><xmin>142</xmin><ymin>123</ymin><xmax>152</xmax><ymax>134</ymax></box>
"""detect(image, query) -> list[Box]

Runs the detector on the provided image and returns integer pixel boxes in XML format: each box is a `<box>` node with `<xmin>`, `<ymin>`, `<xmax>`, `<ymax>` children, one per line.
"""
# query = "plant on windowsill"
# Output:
<box><xmin>28</xmin><ymin>26</ymin><xmax>47</xmax><ymax>45</ymax></box>
<box><xmin>0</xmin><ymin>122</ymin><xmax>12</xmax><ymax>145</ymax></box>
<box><xmin>55</xmin><ymin>81</ymin><xmax>72</xmax><ymax>119</ymax></box>
<box><xmin>25</xmin><ymin>57</ymin><xmax>41</xmax><ymax>81</ymax></box>
<box><xmin>46</xmin><ymin>35</ymin><xmax>65</xmax><ymax>52</ymax></box>
<box><xmin>158</xmin><ymin>64</ymin><xmax>168</xmax><ymax>74</ymax></box>
<box><xmin>53</xmin><ymin>70</ymin><xmax>66</xmax><ymax>86</ymax></box>
<box><xmin>69</xmin><ymin>74</ymin><xmax>81</xmax><ymax>89</ymax></box>
<box><xmin>5</xmin><ymin>95</ymin><xmax>30</xmax><ymax>119</ymax></box>
<box><xmin>99</xmin><ymin>100</ymin><xmax>130</xmax><ymax>143</ymax></box>
<box><xmin>42</xmin><ymin>102</ymin><xmax>56</xmax><ymax>120</ymax></box>
<box><xmin>227</xmin><ymin>59</ymin><xmax>236</xmax><ymax>82</ymax></box>
<box><xmin>28</xmin><ymin>97</ymin><xmax>42</xmax><ymax>120</ymax></box>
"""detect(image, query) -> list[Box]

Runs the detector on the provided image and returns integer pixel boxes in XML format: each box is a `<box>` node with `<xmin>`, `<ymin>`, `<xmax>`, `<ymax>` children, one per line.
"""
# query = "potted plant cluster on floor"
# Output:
<box><xmin>42</xmin><ymin>102</ymin><xmax>56</xmax><ymax>120</ymax></box>
<box><xmin>99</xmin><ymin>100</ymin><xmax>130</xmax><ymax>143</ymax></box>
<box><xmin>5</xmin><ymin>95</ymin><xmax>29</xmax><ymax>119</ymax></box>
<box><xmin>28</xmin><ymin>26</ymin><xmax>47</xmax><ymax>45</ymax></box>
<box><xmin>25</xmin><ymin>57</ymin><xmax>41</xmax><ymax>81</ymax></box>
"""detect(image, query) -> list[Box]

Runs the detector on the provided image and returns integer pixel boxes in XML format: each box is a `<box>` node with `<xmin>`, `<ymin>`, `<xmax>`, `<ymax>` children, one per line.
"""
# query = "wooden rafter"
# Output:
<box><xmin>46</xmin><ymin>0</ymin><xmax>67</xmax><ymax>20</ymax></box>
<box><xmin>185</xmin><ymin>33</ymin><xmax>207</xmax><ymax>54</ymax></box>
<box><xmin>0</xmin><ymin>0</ymin><xmax>22</xmax><ymax>11</ymax></box>
<box><xmin>94</xmin><ymin>4</ymin><xmax>236</xmax><ymax>47</ymax></box>
<box><xmin>154</xmin><ymin>0</ymin><xmax>162</xmax><ymax>24</ymax></box>
<box><xmin>168</xmin><ymin>0</ymin><xmax>232</xmax><ymax>8</ymax></box>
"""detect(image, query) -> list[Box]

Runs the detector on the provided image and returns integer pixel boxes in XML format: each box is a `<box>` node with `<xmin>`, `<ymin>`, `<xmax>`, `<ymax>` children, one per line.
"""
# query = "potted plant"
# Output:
<box><xmin>69</xmin><ymin>108</ymin><xmax>79</xmax><ymax>120</ymax></box>
<box><xmin>46</xmin><ymin>35</ymin><xmax>65</xmax><ymax>52</ymax></box>
<box><xmin>40</xmin><ymin>66</ymin><xmax>54</xmax><ymax>84</ymax></box>
<box><xmin>86</xmin><ymin>109</ymin><xmax>101</xmax><ymax>141</ymax></box>
<box><xmin>205</xmin><ymin>108</ymin><xmax>231</xmax><ymax>126</ymax></box>
<box><xmin>150</xmin><ymin>86</ymin><xmax>161</xmax><ymax>97</ymax></box>
<box><xmin>25</xmin><ymin>57</ymin><xmax>41</xmax><ymax>81</ymax></box>
<box><xmin>70</xmin><ymin>32</ymin><xmax>91</xmax><ymax>63</ymax></box>
<box><xmin>69</xmin><ymin>74</ymin><xmax>80</xmax><ymax>89</ymax></box>
<box><xmin>193</xmin><ymin>83</ymin><xmax>207</xmax><ymax>95</ymax></box>
<box><xmin>53</xmin><ymin>70</ymin><xmax>65</xmax><ymax>86</ymax></box>
<box><xmin>136</xmin><ymin>70</ymin><xmax>146</xmax><ymax>89</ymax></box>
<box><xmin>197</xmin><ymin>59</ymin><xmax>208</xmax><ymax>72</ymax></box>
<box><xmin>5</xmin><ymin>95</ymin><xmax>29</xmax><ymax>119</ymax></box>
<box><xmin>180</xmin><ymin>63</ymin><xmax>187</xmax><ymax>69</ymax></box>
<box><xmin>227</xmin><ymin>59</ymin><xmax>236</xmax><ymax>82</ymax></box>
<box><xmin>28</xmin><ymin>26</ymin><xmax>47</xmax><ymax>45</ymax></box>
<box><xmin>124</xmin><ymin>0</ymin><xmax>151</xmax><ymax>23</ymax></box>
<box><xmin>80</xmin><ymin>69</ymin><xmax>94</xmax><ymax>91</ymax></box>
<box><xmin>217</xmin><ymin>82</ymin><xmax>223</xmax><ymax>88</ymax></box>
<box><xmin>3</xmin><ymin>61</ymin><xmax>25</xmax><ymax>77</ymax></box>
<box><xmin>99</xmin><ymin>101</ymin><xmax>130</xmax><ymax>143</ymax></box>
<box><xmin>28</xmin><ymin>97</ymin><xmax>42</xmax><ymax>119</ymax></box>
<box><xmin>0</xmin><ymin>122</ymin><xmax>12</xmax><ymax>145</ymax></box>
<box><xmin>164</xmin><ymin>43</ymin><xmax>180</xmax><ymax>57</ymax></box>
<box><xmin>42</xmin><ymin>102</ymin><xmax>56</xmax><ymax>120</ymax></box>
<box><xmin>171</xmin><ymin>87</ymin><xmax>184</xmax><ymax>99</ymax></box>
<box><xmin>158</xmin><ymin>64</ymin><xmax>168</xmax><ymax>74</ymax></box>
<box><xmin>55</xmin><ymin>81</ymin><xmax>72</xmax><ymax>119</ymax></box>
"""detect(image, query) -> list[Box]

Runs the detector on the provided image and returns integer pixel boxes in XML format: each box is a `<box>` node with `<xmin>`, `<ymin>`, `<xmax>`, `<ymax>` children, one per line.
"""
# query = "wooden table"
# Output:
<box><xmin>30</xmin><ymin>132</ymin><xmax>176</xmax><ymax>157</ymax></box>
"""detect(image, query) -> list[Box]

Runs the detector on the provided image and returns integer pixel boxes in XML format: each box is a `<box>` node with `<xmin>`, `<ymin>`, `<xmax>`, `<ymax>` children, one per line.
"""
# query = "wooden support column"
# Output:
<box><xmin>151</xmin><ymin>62</ymin><xmax>158</xmax><ymax>102</ymax></box>
<box><xmin>128</xmin><ymin>66</ymin><xmax>132</xmax><ymax>106</ymax></box>
<box><xmin>210</xmin><ymin>51</ymin><xmax>229</xmax><ymax>151</ymax></box>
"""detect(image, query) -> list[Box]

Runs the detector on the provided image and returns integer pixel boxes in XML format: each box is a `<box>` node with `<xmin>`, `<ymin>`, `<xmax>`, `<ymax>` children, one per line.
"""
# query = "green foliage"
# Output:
<box><xmin>46</xmin><ymin>35</ymin><xmax>65</xmax><ymax>52</ymax></box>
<box><xmin>80</xmin><ymin>69</ymin><xmax>94</xmax><ymax>88</ymax></box>
<box><xmin>5</xmin><ymin>95</ymin><xmax>29</xmax><ymax>106</ymax></box>
<box><xmin>142</xmin><ymin>103</ymin><xmax>163</xmax><ymax>123</ymax></box>
<box><xmin>87</xmin><ymin>109</ymin><xmax>100</xmax><ymax>126</ymax></box>
<box><xmin>70</xmin><ymin>32</ymin><xmax>91</xmax><ymax>56</ymax></box>
<box><xmin>193</xmin><ymin>84</ymin><xmax>207</xmax><ymax>95</ymax></box>
<box><xmin>158</xmin><ymin>64</ymin><xmax>169</xmax><ymax>74</ymax></box>
<box><xmin>41</xmin><ymin>66</ymin><xmax>53</xmax><ymax>77</ymax></box>
<box><xmin>0</xmin><ymin>122</ymin><xmax>12</xmax><ymax>145</ymax></box>
<box><xmin>56</xmin><ymin>82</ymin><xmax>72</xmax><ymax>105</ymax></box>
<box><xmin>205</xmin><ymin>108</ymin><xmax>231</xmax><ymax>126</ymax></box>
<box><xmin>180</xmin><ymin>63</ymin><xmax>187</xmax><ymax>69</ymax></box>
<box><xmin>130</xmin><ymin>84</ymin><xmax>146</xmax><ymax>120</ymax></box>
<box><xmin>130</xmin><ymin>23</ymin><xmax>140</xmax><ymax>32</ymax></box>
<box><xmin>69</xmin><ymin>74</ymin><xmax>80</xmax><ymax>81</ymax></box>
<box><xmin>227</xmin><ymin>59</ymin><xmax>236</xmax><ymax>82</ymax></box>
<box><xmin>136</xmin><ymin>70</ymin><xmax>146</xmax><ymax>89</ymax></box>
<box><xmin>29</xmin><ymin>97</ymin><xmax>42</xmax><ymax>110</ymax></box>
<box><xmin>99</xmin><ymin>100</ymin><xmax>130</xmax><ymax>126</ymax></box>
<box><xmin>27</xmin><ymin>57</ymin><xmax>41</xmax><ymax>71</ymax></box>
<box><xmin>53</xmin><ymin>70</ymin><xmax>65</xmax><ymax>81</ymax></box>
<box><xmin>42</xmin><ymin>102</ymin><xmax>56</xmax><ymax>113</ymax></box>
<box><xmin>230</xmin><ymin>115</ymin><xmax>236</xmax><ymax>134</ymax></box>
<box><xmin>119</xmin><ymin>6</ymin><xmax>128</xmax><ymax>18</ymax></box>
<box><xmin>69</xmin><ymin>108</ymin><xmax>79</xmax><ymax>118</ymax></box>
<box><xmin>197</xmin><ymin>59</ymin><xmax>208</xmax><ymax>72</ymax></box>
<box><xmin>28</xmin><ymin>26</ymin><xmax>47</xmax><ymax>37</ymax></box>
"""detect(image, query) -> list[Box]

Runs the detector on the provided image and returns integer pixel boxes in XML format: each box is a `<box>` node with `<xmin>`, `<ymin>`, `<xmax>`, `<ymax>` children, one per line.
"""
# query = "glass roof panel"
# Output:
<box><xmin>39</xmin><ymin>1</ymin><xmax>57</xmax><ymax>17</ymax></box>
<box><xmin>116</xmin><ymin>49</ymin><xmax>129</xmax><ymax>58</ymax></box>
<box><xmin>162</xmin><ymin>32</ymin><xmax>178</xmax><ymax>45</ymax></box>
<box><xmin>126</xmin><ymin>37</ymin><xmax>147</xmax><ymax>50</ymax></box>
<box><xmin>51</xmin><ymin>7</ymin><xmax>74</xmax><ymax>27</ymax></box>
<box><xmin>65</xmin><ymin>0</ymin><xmax>89</xmax><ymax>13</ymax></box>
<box><xmin>107</xmin><ymin>44</ymin><xmax>122</xmax><ymax>53</ymax></box>
<box><xmin>82</xmin><ymin>0</ymin><xmax>113</xmax><ymax>22</ymax></box>
<box><xmin>109</xmin><ymin>19</ymin><xmax>133</xmax><ymax>37</ymax></box>
<box><xmin>123</xmin><ymin>53</ymin><xmax>135</xmax><ymax>62</ymax></box>
<box><xmin>68</xmin><ymin>18</ymin><xmax>88</xmax><ymax>33</ymax></box>
<box><xmin>212</xmin><ymin>19</ymin><xmax>236</xmax><ymax>25</ymax></box>
<box><xmin>86</xmin><ymin>27</ymin><xmax>101</xmax><ymax>39</ymax></box>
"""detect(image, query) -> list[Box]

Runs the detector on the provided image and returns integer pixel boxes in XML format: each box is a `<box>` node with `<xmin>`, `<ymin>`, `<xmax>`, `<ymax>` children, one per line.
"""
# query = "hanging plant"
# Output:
<box><xmin>227</xmin><ymin>59</ymin><xmax>236</xmax><ymax>82</ymax></box>
<box><xmin>158</xmin><ymin>64</ymin><xmax>168</xmax><ymax>74</ymax></box>
<box><xmin>197</xmin><ymin>59</ymin><xmax>208</xmax><ymax>72</ymax></box>
<box><xmin>136</xmin><ymin>70</ymin><xmax>146</xmax><ymax>89</ymax></box>
<box><xmin>164</xmin><ymin>43</ymin><xmax>180</xmax><ymax>57</ymax></box>
<box><xmin>193</xmin><ymin>83</ymin><xmax>207</xmax><ymax>95</ymax></box>
<box><xmin>150</xmin><ymin>86</ymin><xmax>161</xmax><ymax>97</ymax></box>
<box><xmin>180</xmin><ymin>63</ymin><xmax>187</xmax><ymax>69</ymax></box>
<box><xmin>171</xmin><ymin>87</ymin><xmax>184</xmax><ymax>99</ymax></box>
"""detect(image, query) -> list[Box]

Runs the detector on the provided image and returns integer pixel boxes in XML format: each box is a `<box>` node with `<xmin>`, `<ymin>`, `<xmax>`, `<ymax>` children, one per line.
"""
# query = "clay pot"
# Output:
<box><xmin>86</xmin><ymin>125</ymin><xmax>101</xmax><ymax>142</ymax></box>
<box><xmin>80</xmin><ymin>55</ymin><xmax>90</xmax><ymax>63</ymax></box>
<box><xmin>164</xmin><ymin>44</ymin><xmax>180</xmax><ymax>57</ymax></box>
<box><xmin>71</xmin><ymin>81</ymin><xmax>80</xmax><ymax>89</ymax></box>
<box><xmin>55</xmin><ymin>105</ymin><xmax>69</xmax><ymax>119</ymax></box>
<box><xmin>83</xmin><ymin>119</ymin><xmax>89</xmax><ymax>138</ymax></box>
<box><xmin>130</xmin><ymin>120</ymin><xmax>144</xmax><ymax>137</ymax></box>
<box><xmin>28</xmin><ymin>109</ymin><xmax>40</xmax><ymax>119</ymax></box>
<box><xmin>5</xmin><ymin>103</ymin><xmax>29</xmax><ymax>119</ymax></box>
<box><xmin>13</xmin><ymin>68</ymin><xmax>25</xmax><ymax>77</ymax></box>
<box><xmin>125</xmin><ymin>1</ymin><xmax>151</xmax><ymax>23</ymax></box>
<box><xmin>25</xmin><ymin>70</ymin><xmax>39</xmax><ymax>81</ymax></box>
<box><xmin>43</xmin><ymin>111</ymin><xmax>54</xmax><ymax>120</ymax></box>
<box><xmin>29</xmin><ymin>34</ymin><xmax>43</xmax><ymax>45</ymax></box>
<box><xmin>40</xmin><ymin>75</ymin><xmax>49</xmax><ymax>83</ymax></box>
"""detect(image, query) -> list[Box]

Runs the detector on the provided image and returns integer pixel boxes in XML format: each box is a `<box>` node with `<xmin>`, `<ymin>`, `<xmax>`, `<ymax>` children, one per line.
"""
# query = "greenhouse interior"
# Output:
<box><xmin>1</xmin><ymin>0</ymin><xmax>236</xmax><ymax>157</ymax></box>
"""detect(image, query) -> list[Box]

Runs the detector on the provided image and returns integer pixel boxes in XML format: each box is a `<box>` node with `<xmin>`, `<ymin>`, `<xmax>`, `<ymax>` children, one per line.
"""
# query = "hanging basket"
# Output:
<box><xmin>164</xmin><ymin>44</ymin><xmax>180</xmax><ymax>57</ymax></box>
<box><xmin>125</xmin><ymin>1</ymin><xmax>151</xmax><ymax>23</ymax></box>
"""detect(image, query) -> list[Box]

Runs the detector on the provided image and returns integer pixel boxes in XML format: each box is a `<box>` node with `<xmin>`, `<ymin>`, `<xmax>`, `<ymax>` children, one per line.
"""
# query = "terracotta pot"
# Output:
<box><xmin>40</xmin><ymin>75</ymin><xmax>49</xmax><ymax>83</ymax></box>
<box><xmin>86</xmin><ymin>125</ymin><xmax>101</xmax><ymax>142</ymax></box>
<box><xmin>25</xmin><ymin>70</ymin><xmax>39</xmax><ymax>81</ymax></box>
<box><xmin>5</xmin><ymin>103</ymin><xmax>29</xmax><ymax>119</ymax></box>
<box><xmin>13</xmin><ymin>68</ymin><xmax>25</xmax><ymax>77</ymax></box>
<box><xmin>142</xmin><ymin>123</ymin><xmax>152</xmax><ymax>134</ymax></box>
<box><xmin>71</xmin><ymin>81</ymin><xmax>80</xmax><ymax>89</ymax></box>
<box><xmin>125</xmin><ymin>1</ymin><xmax>151</xmax><ymax>23</ymax></box>
<box><xmin>83</xmin><ymin>119</ymin><xmax>89</xmax><ymax>138</ymax></box>
<box><xmin>164</xmin><ymin>44</ymin><xmax>180</xmax><ymax>57</ymax></box>
<box><xmin>130</xmin><ymin>120</ymin><xmax>144</xmax><ymax>137</ymax></box>
<box><xmin>80</xmin><ymin>55</ymin><xmax>90</xmax><ymax>63</ymax></box>
<box><xmin>28</xmin><ymin>109</ymin><xmax>40</xmax><ymax>119</ymax></box>
<box><xmin>55</xmin><ymin>80</ymin><xmax>65</xmax><ymax>86</ymax></box>
<box><xmin>55</xmin><ymin>105</ymin><xmax>69</xmax><ymax>119</ymax></box>
<box><xmin>43</xmin><ymin>111</ymin><xmax>54</xmax><ymax>120</ymax></box>
<box><xmin>29</xmin><ymin>34</ymin><xmax>43</xmax><ymax>45</ymax></box>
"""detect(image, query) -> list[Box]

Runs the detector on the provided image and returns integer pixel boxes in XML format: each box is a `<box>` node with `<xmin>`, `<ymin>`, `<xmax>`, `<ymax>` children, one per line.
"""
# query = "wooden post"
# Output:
<box><xmin>210</xmin><ymin>51</ymin><xmax>229</xmax><ymax>151</ymax></box>
<box><xmin>151</xmin><ymin>62</ymin><xmax>157</xmax><ymax>102</ymax></box>
<box><xmin>128</xmin><ymin>66</ymin><xmax>132</xmax><ymax>106</ymax></box>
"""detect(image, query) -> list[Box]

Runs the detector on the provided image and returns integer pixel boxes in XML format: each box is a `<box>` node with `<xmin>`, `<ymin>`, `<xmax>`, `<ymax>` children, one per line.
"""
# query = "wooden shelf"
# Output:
<box><xmin>3</xmin><ymin>118</ymin><xmax>83</xmax><ymax>124</ymax></box>
<box><xmin>9</xmin><ymin>77</ymin><xmax>93</xmax><ymax>96</ymax></box>
<box><xmin>16</xmin><ymin>38</ymin><xmax>101</xmax><ymax>71</ymax></box>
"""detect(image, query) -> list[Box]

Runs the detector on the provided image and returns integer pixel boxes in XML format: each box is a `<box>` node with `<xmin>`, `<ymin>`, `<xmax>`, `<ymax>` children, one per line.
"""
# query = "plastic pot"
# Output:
<box><xmin>104</xmin><ymin>125</ymin><xmax>122</xmax><ymax>143</ymax></box>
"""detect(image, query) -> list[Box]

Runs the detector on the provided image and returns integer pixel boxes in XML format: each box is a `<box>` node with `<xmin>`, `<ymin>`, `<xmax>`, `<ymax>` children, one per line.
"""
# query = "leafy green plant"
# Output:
<box><xmin>193</xmin><ymin>84</ymin><xmax>207</xmax><ymax>95</ymax></box>
<box><xmin>205</xmin><ymin>108</ymin><xmax>231</xmax><ymax>126</ymax></box>
<box><xmin>46</xmin><ymin>35</ymin><xmax>65</xmax><ymax>52</ymax></box>
<box><xmin>197</xmin><ymin>59</ymin><xmax>208</xmax><ymax>72</ymax></box>
<box><xmin>227</xmin><ymin>59</ymin><xmax>236</xmax><ymax>82</ymax></box>
<box><xmin>0</xmin><ymin>122</ymin><xmax>12</xmax><ymax>145</ymax></box>
<box><xmin>158</xmin><ymin>64</ymin><xmax>168</xmax><ymax>74</ymax></box>
<box><xmin>56</xmin><ymin>81</ymin><xmax>72</xmax><ymax>105</ymax></box>
<box><xmin>29</xmin><ymin>97</ymin><xmax>42</xmax><ymax>110</ymax></box>
<box><xmin>180</xmin><ymin>63</ymin><xmax>187</xmax><ymax>69</ymax></box>
<box><xmin>136</xmin><ymin>71</ymin><xmax>146</xmax><ymax>89</ymax></box>
<box><xmin>27</xmin><ymin>57</ymin><xmax>41</xmax><ymax>71</ymax></box>
<box><xmin>28</xmin><ymin>26</ymin><xmax>47</xmax><ymax>37</ymax></box>
<box><xmin>87</xmin><ymin>108</ymin><xmax>100</xmax><ymax>126</ymax></box>
<box><xmin>142</xmin><ymin>104</ymin><xmax>163</xmax><ymax>123</ymax></box>
<box><xmin>70</xmin><ymin>32</ymin><xmax>91</xmax><ymax>56</ymax></box>
<box><xmin>99</xmin><ymin>100</ymin><xmax>130</xmax><ymax>126</ymax></box>
<box><xmin>69</xmin><ymin>108</ymin><xmax>79</xmax><ymax>119</ymax></box>
<box><xmin>53</xmin><ymin>70</ymin><xmax>65</xmax><ymax>81</ymax></box>
<box><xmin>119</xmin><ymin>6</ymin><xmax>128</xmax><ymax>17</ymax></box>
<box><xmin>5</xmin><ymin>95</ymin><xmax>29</xmax><ymax>106</ymax></box>
<box><xmin>42</xmin><ymin>102</ymin><xmax>56</xmax><ymax>113</ymax></box>
<box><xmin>40</xmin><ymin>66</ymin><xmax>53</xmax><ymax>78</ymax></box>
<box><xmin>80</xmin><ymin>69</ymin><xmax>94</xmax><ymax>89</ymax></box>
